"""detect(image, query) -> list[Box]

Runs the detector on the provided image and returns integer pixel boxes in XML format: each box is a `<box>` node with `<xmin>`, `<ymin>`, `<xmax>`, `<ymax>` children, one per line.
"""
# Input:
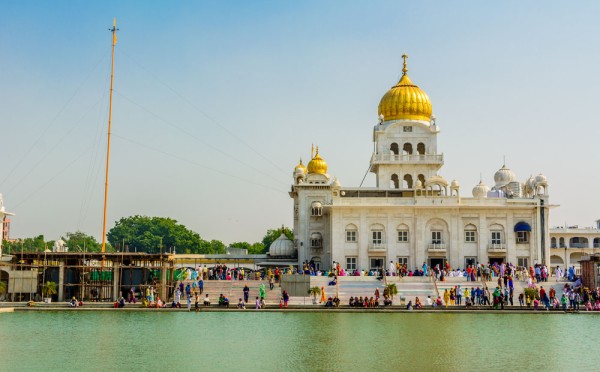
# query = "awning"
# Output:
<box><xmin>514</xmin><ymin>221</ymin><xmax>532</xmax><ymax>232</ymax></box>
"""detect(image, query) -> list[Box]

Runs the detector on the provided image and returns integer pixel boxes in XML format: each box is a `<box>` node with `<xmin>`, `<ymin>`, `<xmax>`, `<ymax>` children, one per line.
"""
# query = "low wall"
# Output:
<box><xmin>281</xmin><ymin>275</ymin><xmax>310</xmax><ymax>297</ymax></box>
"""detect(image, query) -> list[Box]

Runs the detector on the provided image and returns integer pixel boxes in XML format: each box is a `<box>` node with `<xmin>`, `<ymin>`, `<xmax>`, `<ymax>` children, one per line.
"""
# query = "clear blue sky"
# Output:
<box><xmin>1</xmin><ymin>1</ymin><xmax>599</xmax><ymax>244</ymax></box>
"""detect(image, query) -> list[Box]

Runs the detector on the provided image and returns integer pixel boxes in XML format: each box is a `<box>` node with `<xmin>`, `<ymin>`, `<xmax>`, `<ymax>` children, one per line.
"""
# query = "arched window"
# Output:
<box><xmin>490</xmin><ymin>224</ymin><xmax>504</xmax><ymax>246</ymax></box>
<box><xmin>559</xmin><ymin>237</ymin><xmax>565</xmax><ymax>248</ymax></box>
<box><xmin>594</xmin><ymin>237</ymin><xmax>600</xmax><ymax>248</ymax></box>
<box><xmin>345</xmin><ymin>224</ymin><xmax>358</xmax><ymax>243</ymax></box>
<box><xmin>464</xmin><ymin>224</ymin><xmax>477</xmax><ymax>243</ymax></box>
<box><xmin>311</xmin><ymin>201</ymin><xmax>322</xmax><ymax>217</ymax></box>
<box><xmin>370</xmin><ymin>224</ymin><xmax>385</xmax><ymax>245</ymax></box>
<box><xmin>403</xmin><ymin>174</ymin><xmax>413</xmax><ymax>188</ymax></box>
<box><xmin>390</xmin><ymin>143</ymin><xmax>399</xmax><ymax>155</ymax></box>
<box><xmin>418</xmin><ymin>174</ymin><xmax>426</xmax><ymax>187</ymax></box>
<box><xmin>311</xmin><ymin>257</ymin><xmax>321</xmax><ymax>270</ymax></box>
<box><xmin>569</xmin><ymin>237</ymin><xmax>588</xmax><ymax>248</ymax></box>
<box><xmin>417</xmin><ymin>142</ymin><xmax>425</xmax><ymax>155</ymax></box>
<box><xmin>390</xmin><ymin>174</ymin><xmax>399</xmax><ymax>189</ymax></box>
<box><xmin>551</xmin><ymin>237</ymin><xmax>557</xmax><ymax>248</ymax></box>
<box><xmin>403</xmin><ymin>143</ymin><xmax>413</xmax><ymax>155</ymax></box>
<box><xmin>311</xmin><ymin>232</ymin><xmax>322</xmax><ymax>248</ymax></box>
<box><xmin>397</xmin><ymin>224</ymin><xmax>409</xmax><ymax>242</ymax></box>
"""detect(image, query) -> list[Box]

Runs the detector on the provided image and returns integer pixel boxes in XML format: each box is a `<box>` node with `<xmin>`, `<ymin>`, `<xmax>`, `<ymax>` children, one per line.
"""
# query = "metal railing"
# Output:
<box><xmin>371</xmin><ymin>153</ymin><xmax>444</xmax><ymax>164</ymax></box>
<box><xmin>569</xmin><ymin>243</ymin><xmax>589</xmax><ymax>248</ymax></box>
<box><xmin>427</xmin><ymin>243</ymin><xmax>447</xmax><ymax>251</ymax></box>
<box><xmin>368</xmin><ymin>243</ymin><xmax>387</xmax><ymax>251</ymax></box>
<box><xmin>488</xmin><ymin>243</ymin><xmax>506</xmax><ymax>251</ymax></box>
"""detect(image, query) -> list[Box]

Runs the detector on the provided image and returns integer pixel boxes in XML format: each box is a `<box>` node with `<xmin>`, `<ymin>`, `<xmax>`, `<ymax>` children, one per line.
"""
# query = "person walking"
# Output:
<box><xmin>198</xmin><ymin>279</ymin><xmax>204</xmax><ymax>294</ymax></box>
<box><xmin>255</xmin><ymin>296</ymin><xmax>261</xmax><ymax>310</ymax></box>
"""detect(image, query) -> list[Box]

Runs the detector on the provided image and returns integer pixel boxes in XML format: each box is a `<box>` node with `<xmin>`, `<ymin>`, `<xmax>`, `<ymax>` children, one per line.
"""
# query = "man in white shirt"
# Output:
<box><xmin>389</xmin><ymin>261</ymin><xmax>396</xmax><ymax>276</ymax></box>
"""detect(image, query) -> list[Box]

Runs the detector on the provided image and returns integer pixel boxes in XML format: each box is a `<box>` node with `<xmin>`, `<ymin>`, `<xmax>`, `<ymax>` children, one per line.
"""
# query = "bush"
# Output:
<box><xmin>524</xmin><ymin>287</ymin><xmax>539</xmax><ymax>301</ymax></box>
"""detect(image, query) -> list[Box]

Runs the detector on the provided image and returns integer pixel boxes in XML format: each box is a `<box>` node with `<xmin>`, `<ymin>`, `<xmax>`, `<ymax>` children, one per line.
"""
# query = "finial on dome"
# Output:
<box><xmin>311</xmin><ymin>144</ymin><xmax>314</xmax><ymax>159</ymax></box>
<box><xmin>402</xmin><ymin>53</ymin><xmax>408</xmax><ymax>75</ymax></box>
<box><xmin>316</xmin><ymin>146</ymin><xmax>319</xmax><ymax>155</ymax></box>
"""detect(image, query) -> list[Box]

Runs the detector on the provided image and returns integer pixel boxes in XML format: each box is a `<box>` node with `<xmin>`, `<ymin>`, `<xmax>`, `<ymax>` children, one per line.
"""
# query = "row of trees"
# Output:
<box><xmin>2</xmin><ymin>215</ymin><xmax>292</xmax><ymax>255</ymax></box>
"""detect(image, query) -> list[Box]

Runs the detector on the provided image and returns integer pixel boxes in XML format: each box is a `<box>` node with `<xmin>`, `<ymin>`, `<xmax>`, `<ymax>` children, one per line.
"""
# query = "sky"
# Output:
<box><xmin>1</xmin><ymin>1</ymin><xmax>599</xmax><ymax>245</ymax></box>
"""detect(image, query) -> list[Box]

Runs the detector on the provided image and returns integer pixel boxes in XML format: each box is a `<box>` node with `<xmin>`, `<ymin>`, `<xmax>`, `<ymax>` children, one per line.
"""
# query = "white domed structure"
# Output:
<box><xmin>535</xmin><ymin>173</ymin><xmax>547</xmax><ymax>184</ymax></box>
<box><xmin>472</xmin><ymin>180</ymin><xmax>490</xmax><ymax>198</ymax></box>
<box><xmin>534</xmin><ymin>173</ymin><xmax>548</xmax><ymax>195</ymax></box>
<box><xmin>493</xmin><ymin>164</ymin><xmax>516</xmax><ymax>190</ymax></box>
<box><xmin>269</xmin><ymin>233</ymin><xmax>295</xmax><ymax>257</ymax></box>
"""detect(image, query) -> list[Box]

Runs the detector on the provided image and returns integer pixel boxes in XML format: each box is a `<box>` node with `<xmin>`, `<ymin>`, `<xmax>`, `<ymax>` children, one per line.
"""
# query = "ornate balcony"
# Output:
<box><xmin>428</xmin><ymin>243</ymin><xmax>447</xmax><ymax>252</ymax></box>
<box><xmin>368</xmin><ymin>243</ymin><xmax>387</xmax><ymax>252</ymax></box>
<box><xmin>488</xmin><ymin>243</ymin><xmax>507</xmax><ymax>253</ymax></box>
<box><xmin>371</xmin><ymin>153</ymin><xmax>444</xmax><ymax>165</ymax></box>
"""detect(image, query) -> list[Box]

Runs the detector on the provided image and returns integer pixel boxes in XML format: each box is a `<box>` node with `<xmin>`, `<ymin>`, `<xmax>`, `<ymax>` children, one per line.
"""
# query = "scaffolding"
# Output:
<box><xmin>3</xmin><ymin>252</ymin><xmax>175</xmax><ymax>302</ymax></box>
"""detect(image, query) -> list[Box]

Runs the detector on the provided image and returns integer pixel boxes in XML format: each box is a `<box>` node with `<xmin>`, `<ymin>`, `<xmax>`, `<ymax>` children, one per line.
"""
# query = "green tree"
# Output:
<box><xmin>107</xmin><ymin>215</ymin><xmax>204</xmax><ymax>253</ymax></box>
<box><xmin>64</xmin><ymin>231</ymin><xmax>107</xmax><ymax>252</ymax></box>
<box><xmin>2</xmin><ymin>235</ymin><xmax>47</xmax><ymax>252</ymax></box>
<box><xmin>248</xmin><ymin>242</ymin><xmax>266</xmax><ymax>254</ymax></box>
<box><xmin>229</xmin><ymin>241</ymin><xmax>266</xmax><ymax>255</ymax></box>
<box><xmin>262</xmin><ymin>226</ymin><xmax>293</xmax><ymax>250</ymax></box>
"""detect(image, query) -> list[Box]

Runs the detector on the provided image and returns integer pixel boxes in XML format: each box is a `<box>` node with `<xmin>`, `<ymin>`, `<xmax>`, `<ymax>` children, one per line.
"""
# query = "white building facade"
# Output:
<box><xmin>549</xmin><ymin>220</ymin><xmax>600</xmax><ymax>273</ymax></box>
<box><xmin>290</xmin><ymin>56</ymin><xmax>551</xmax><ymax>271</ymax></box>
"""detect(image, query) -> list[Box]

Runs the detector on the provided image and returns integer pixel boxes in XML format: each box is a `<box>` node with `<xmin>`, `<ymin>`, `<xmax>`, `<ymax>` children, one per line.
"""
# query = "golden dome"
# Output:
<box><xmin>294</xmin><ymin>158</ymin><xmax>307</xmax><ymax>175</ymax></box>
<box><xmin>307</xmin><ymin>148</ymin><xmax>327</xmax><ymax>174</ymax></box>
<box><xmin>378</xmin><ymin>54</ymin><xmax>432</xmax><ymax>122</ymax></box>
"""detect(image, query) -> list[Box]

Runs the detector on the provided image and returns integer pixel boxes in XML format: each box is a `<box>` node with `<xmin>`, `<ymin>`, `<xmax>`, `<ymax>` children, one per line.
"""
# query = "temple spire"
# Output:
<box><xmin>402</xmin><ymin>53</ymin><xmax>408</xmax><ymax>75</ymax></box>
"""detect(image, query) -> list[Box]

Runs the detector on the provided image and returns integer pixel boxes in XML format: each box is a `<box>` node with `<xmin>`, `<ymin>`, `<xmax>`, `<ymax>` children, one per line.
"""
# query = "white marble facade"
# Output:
<box><xmin>290</xmin><ymin>60</ymin><xmax>550</xmax><ymax>271</ymax></box>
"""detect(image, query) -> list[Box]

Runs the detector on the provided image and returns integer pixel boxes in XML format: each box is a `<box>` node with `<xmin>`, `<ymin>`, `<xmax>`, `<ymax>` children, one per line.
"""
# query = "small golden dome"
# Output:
<box><xmin>378</xmin><ymin>54</ymin><xmax>432</xmax><ymax>122</ymax></box>
<box><xmin>294</xmin><ymin>158</ymin><xmax>307</xmax><ymax>175</ymax></box>
<box><xmin>307</xmin><ymin>148</ymin><xmax>327</xmax><ymax>174</ymax></box>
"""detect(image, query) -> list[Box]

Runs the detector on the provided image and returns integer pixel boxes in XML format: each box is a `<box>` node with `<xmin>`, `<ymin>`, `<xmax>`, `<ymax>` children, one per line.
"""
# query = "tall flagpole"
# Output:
<box><xmin>102</xmin><ymin>19</ymin><xmax>118</xmax><ymax>253</ymax></box>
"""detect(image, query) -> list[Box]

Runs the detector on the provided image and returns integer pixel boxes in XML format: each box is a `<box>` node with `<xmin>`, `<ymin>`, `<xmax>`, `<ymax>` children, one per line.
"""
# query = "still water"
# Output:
<box><xmin>0</xmin><ymin>311</ymin><xmax>597</xmax><ymax>371</ymax></box>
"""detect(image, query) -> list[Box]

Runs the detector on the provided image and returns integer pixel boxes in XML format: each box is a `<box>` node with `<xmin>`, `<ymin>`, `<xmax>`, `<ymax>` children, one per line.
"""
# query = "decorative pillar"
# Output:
<box><xmin>161</xmin><ymin>260</ymin><xmax>168</xmax><ymax>301</ymax></box>
<box><xmin>58</xmin><ymin>262</ymin><xmax>65</xmax><ymax>302</ymax></box>
<box><xmin>112</xmin><ymin>262</ymin><xmax>120</xmax><ymax>301</ymax></box>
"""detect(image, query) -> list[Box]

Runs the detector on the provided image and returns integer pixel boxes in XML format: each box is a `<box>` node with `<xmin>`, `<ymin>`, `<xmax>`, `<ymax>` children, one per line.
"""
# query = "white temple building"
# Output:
<box><xmin>290</xmin><ymin>55</ymin><xmax>551</xmax><ymax>272</ymax></box>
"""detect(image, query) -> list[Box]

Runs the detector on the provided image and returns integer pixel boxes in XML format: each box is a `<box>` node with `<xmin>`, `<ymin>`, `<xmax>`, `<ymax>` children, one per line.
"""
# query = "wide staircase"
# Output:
<box><xmin>177</xmin><ymin>279</ymin><xmax>282</xmax><ymax>305</ymax></box>
<box><xmin>302</xmin><ymin>276</ymin><xmax>438</xmax><ymax>305</ymax></box>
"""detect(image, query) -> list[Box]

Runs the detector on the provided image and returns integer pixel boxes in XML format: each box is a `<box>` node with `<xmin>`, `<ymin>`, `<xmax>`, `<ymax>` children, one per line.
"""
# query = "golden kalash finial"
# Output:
<box><xmin>402</xmin><ymin>53</ymin><xmax>408</xmax><ymax>75</ymax></box>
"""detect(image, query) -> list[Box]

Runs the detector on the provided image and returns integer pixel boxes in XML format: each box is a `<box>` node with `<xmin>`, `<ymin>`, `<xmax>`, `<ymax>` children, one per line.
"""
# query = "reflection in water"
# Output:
<box><xmin>0</xmin><ymin>312</ymin><xmax>597</xmax><ymax>370</ymax></box>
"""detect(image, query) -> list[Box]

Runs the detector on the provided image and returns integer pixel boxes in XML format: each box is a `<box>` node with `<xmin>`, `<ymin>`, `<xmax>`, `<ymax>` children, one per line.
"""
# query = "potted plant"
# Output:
<box><xmin>42</xmin><ymin>281</ymin><xmax>57</xmax><ymax>303</ymax></box>
<box><xmin>385</xmin><ymin>283</ymin><xmax>398</xmax><ymax>305</ymax></box>
<box><xmin>308</xmin><ymin>286</ymin><xmax>321</xmax><ymax>304</ymax></box>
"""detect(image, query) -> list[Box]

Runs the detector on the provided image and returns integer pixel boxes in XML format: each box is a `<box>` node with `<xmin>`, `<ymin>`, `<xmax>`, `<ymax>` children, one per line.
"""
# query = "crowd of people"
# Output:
<box><xmin>105</xmin><ymin>259</ymin><xmax>594</xmax><ymax>312</ymax></box>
